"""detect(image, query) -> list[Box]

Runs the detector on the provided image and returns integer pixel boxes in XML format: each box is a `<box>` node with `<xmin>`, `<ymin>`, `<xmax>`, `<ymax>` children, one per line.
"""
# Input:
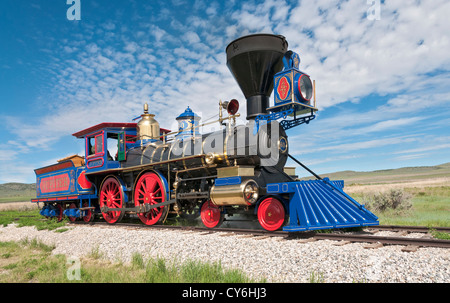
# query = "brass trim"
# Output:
<box><xmin>182</xmin><ymin>140</ymin><xmax>190</xmax><ymax>172</ymax></box>
<box><xmin>210</xmin><ymin>179</ymin><xmax>259</xmax><ymax>206</ymax></box>
<box><xmin>160</xmin><ymin>145</ymin><xmax>168</xmax><ymax>163</ymax></box>
<box><xmin>86</xmin><ymin>154</ymin><xmax>205</xmax><ymax>175</ymax></box>
<box><xmin>290</xmin><ymin>70</ymin><xmax>294</xmax><ymax>102</ymax></box>
<box><xmin>217</xmin><ymin>166</ymin><xmax>254</xmax><ymax>178</ymax></box>
<box><xmin>278</xmin><ymin>136</ymin><xmax>288</xmax><ymax>154</ymax></box>
<box><xmin>284</xmin><ymin>167</ymin><xmax>296</xmax><ymax>176</ymax></box>
<box><xmin>151</xmin><ymin>145</ymin><xmax>159</xmax><ymax>164</ymax></box>
<box><xmin>160</xmin><ymin>112</ymin><xmax>241</xmax><ymax>142</ymax></box>
<box><xmin>173</xmin><ymin>164</ymin><xmax>217</xmax><ymax>174</ymax></box>
<box><xmin>223</xmin><ymin>131</ymin><xmax>231</xmax><ymax>166</ymax></box>
<box><xmin>167</xmin><ymin>138</ymin><xmax>179</xmax><ymax>163</ymax></box>
<box><xmin>313</xmin><ymin>79</ymin><xmax>316</xmax><ymax>108</ymax></box>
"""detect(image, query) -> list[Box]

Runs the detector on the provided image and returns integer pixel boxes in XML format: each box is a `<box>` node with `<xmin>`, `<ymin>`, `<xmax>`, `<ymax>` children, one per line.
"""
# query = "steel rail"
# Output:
<box><xmin>369</xmin><ymin>225</ymin><xmax>450</xmax><ymax>234</ymax></box>
<box><xmin>312</xmin><ymin>233</ymin><xmax>450</xmax><ymax>249</ymax></box>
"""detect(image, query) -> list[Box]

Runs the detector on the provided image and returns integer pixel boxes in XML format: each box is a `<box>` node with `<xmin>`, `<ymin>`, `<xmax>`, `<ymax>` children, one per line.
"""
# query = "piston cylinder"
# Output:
<box><xmin>210</xmin><ymin>179</ymin><xmax>259</xmax><ymax>206</ymax></box>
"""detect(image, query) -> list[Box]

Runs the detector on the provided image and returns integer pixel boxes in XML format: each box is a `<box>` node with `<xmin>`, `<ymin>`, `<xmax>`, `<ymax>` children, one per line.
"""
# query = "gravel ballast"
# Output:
<box><xmin>0</xmin><ymin>223</ymin><xmax>448</xmax><ymax>283</ymax></box>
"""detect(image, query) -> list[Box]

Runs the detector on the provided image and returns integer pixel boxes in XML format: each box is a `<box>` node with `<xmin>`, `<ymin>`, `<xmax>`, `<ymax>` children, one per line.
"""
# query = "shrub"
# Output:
<box><xmin>364</xmin><ymin>189</ymin><xmax>413</xmax><ymax>213</ymax></box>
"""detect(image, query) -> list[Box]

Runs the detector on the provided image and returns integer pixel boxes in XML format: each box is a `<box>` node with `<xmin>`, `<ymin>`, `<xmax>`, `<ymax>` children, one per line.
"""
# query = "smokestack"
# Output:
<box><xmin>226</xmin><ymin>34</ymin><xmax>288</xmax><ymax>120</ymax></box>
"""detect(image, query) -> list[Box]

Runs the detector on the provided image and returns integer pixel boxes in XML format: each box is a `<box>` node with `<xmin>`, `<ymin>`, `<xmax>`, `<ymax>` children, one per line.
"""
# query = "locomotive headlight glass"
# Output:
<box><xmin>243</xmin><ymin>181</ymin><xmax>259</xmax><ymax>205</ymax></box>
<box><xmin>298</xmin><ymin>74</ymin><xmax>313</xmax><ymax>101</ymax></box>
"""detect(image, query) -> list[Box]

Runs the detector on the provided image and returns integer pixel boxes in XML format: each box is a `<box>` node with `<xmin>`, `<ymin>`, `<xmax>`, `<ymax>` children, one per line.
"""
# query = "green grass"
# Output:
<box><xmin>380</xmin><ymin>186</ymin><xmax>449</xmax><ymax>227</ymax></box>
<box><xmin>0</xmin><ymin>209</ymin><xmax>67</xmax><ymax>231</ymax></box>
<box><xmin>430</xmin><ymin>229</ymin><xmax>450</xmax><ymax>240</ymax></box>
<box><xmin>309</xmin><ymin>271</ymin><xmax>325</xmax><ymax>283</ymax></box>
<box><xmin>352</xmin><ymin>186</ymin><xmax>450</xmax><ymax>227</ymax></box>
<box><xmin>0</xmin><ymin>239</ymin><xmax>264</xmax><ymax>283</ymax></box>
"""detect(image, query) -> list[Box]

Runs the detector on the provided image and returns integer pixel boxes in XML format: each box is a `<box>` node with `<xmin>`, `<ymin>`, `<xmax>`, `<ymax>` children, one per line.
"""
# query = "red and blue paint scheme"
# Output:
<box><xmin>72</xmin><ymin>122</ymin><xmax>139</xmax><ymax>174</ymax></box>
<box><xmin>266</xmin><ymin>50</ymin><xmax>317</xmax><ymax>121</ymax></box>
<box><xmin>30</xmin><ymin>34</ymin><xmax>379</xmax><ymax>231</ymax></box>
<box><xmin>32</xmin><ymin>159</ymin><xmax>94</xmax><ymax>202</ymax></box>
<box><xmin>31</xmin><ymin>123</ymin><xmax>139</xmax><ymax>221</ymax></box>
<box><xmin>72</xmin><ymin>122</ymin><xmax>170</xmax><ymax>173</ymax></box>
<box><xmin>31</xmin><ymin>156</ymin><xmax>98</xmax><ymax>222</ymax></box>
<box><xmin>32</xmin><ymin>122</ymin><xmax>170</xmax><ymax>222</ymax></box>
<box><xmin>265</xmin><ymin>178</ymin><xmax>379</xmax><ymax>232</ymax></box>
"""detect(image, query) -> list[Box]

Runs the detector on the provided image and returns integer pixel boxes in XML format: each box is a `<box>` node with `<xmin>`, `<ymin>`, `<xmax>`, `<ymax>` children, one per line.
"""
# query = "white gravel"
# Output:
<box><xmin>0</xmin><ymin>223</ymin><xmax>448</xmax><ymax>283</ymax></box>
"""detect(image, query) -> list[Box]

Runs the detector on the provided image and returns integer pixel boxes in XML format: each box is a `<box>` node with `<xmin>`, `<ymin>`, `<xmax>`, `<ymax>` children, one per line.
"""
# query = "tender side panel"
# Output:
<box><xmin>34</xmin><ymin>161</ymin><xmax>94</xmax><ymax>200</ymax></box>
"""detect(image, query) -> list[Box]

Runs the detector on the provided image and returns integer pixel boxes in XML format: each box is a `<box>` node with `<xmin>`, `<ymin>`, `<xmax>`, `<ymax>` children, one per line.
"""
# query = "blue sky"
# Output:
<box><xmin>0</xmin><ymin>0</ymin><xmax>449</xmax><ymax>184</ymax></box>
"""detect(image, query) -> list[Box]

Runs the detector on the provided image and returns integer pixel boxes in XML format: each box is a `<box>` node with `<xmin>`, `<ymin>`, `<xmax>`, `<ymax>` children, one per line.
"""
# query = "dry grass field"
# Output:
<box><xmin>0</xmin><ymin>202</ymin><xmax>38</xmax><ymax>212</ymax></box>
<box><xmin>345</xmin><ymin>177</ymin><xmax>450</xmax><ymax>195</ymax></box>
<box><xmin>306</xmin><ymin>162</ymin><xmax>450</xmax><ymax>185</ymax></box>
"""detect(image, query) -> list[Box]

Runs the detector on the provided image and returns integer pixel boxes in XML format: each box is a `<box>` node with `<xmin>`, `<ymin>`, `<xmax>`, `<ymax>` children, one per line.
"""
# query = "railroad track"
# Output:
<box><xmin>368</xmin><ymin>225</ymin><xmax>450</xmax><ymax>233</ymax></box>
<box><xmin>68</xmin><ymin>221</ymin><xmax>450</xmax><ymax>250</ymax></box>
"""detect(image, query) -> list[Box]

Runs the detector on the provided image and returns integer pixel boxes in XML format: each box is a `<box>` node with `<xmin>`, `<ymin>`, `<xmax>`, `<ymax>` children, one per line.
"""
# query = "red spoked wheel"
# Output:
<box><xmin>68</xmin><ymin>203</ymin><xmax>77</xmax><ymax>222</ymax></box>
<box><xmin>134</xmin><ymin>172</ymin><xmax>168</xmax><ymax>225</ymax></box>
<box><xmin>257</xmin><ymin>197</ymin><xmax>286</xmax><ymax>231</ymax></box>
<box><xmin>200</xmin><ymin>200</ymin><xmax>224</xmax><ymax>229</ymax></box>
<box><xmin>99</xmin><ymin>177</ymin><xmax>125</xmax><ymax>224</ymax></box>
<box><xmin>82</xmin><ymin>202</ymin><xmax>94</xmax><ymax>223</ymax></box>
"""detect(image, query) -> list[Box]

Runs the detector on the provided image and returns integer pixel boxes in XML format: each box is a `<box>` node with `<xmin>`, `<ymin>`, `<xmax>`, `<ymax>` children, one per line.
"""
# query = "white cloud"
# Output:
<box><xmin>0</xmin><ymin>149</ymin><xmax>17</xmax><ymax>161</ymax></box>
<box><xmin>124</xmin><ymin>42</ymin><xmax>139</xmax><ymax>53</ymax></box>
<box><xmin>394</xmin><ymin>143</ymin><xmax>450</xmax><ymax>155</ymax></box>
<box><xmin>272</xmin><ymin>0</ymin><xmax>450</xmax><ymax>108</ymax></box>
<box><xmin>14</xmin><ymin>1</ymin><xmax>450</xmax><ymax>132</ymax></box>
<box><xmin>183</xmin><ymin>31</ymin><xmax>201</xmax><ymax>45</ymax></box>
<box><xmin>393</xmin><ymin>153</ymin><xmax>428</xmax><ymax>162</ymax></box>
<box><xmin>303</xmin><ymin>154</ymin><xmax>362</xmax><ymax>166</ymax></box>
<box><xmin>148</xmin><ymin>25</ymin><xmax>169</xmax><ymax>44</ymax></box>
<box><xmin>103</xmin><ymin>21</ymin><xmax>116</xmax><ymax>31</ymax></box>
<box><xmin>299</xmin><ymin>136</ymin><xmax>418</xmax><ymax>155</ymax></box>
<box><xmin>352</xmin><ymin>117</ymin><xmax>425</xmax><ymax>135</ymax></box>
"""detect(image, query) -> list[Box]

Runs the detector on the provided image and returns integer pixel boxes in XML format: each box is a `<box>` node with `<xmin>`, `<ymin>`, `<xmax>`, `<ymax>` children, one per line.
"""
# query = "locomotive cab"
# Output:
<box><xmin>73</xmin><ymin>123</ymin><xmax>138</xmax><ymax>173</ymax></box>
<box><xmin>73</xmin><ymin>122</ymin><xmax>172</xmax><ymax>173</ymax></box>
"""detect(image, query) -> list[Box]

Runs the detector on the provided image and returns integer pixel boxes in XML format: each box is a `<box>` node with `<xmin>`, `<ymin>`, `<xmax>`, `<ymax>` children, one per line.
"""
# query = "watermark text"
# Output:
<box><xmin>67</xmin><ymin>0</ymin><xmax>81</xmax><ymax>21</ymax></box>
<box><xmin>367</xmin><ymin>0</ymin><xmax>381</xmax><ymax>20</ymax></box>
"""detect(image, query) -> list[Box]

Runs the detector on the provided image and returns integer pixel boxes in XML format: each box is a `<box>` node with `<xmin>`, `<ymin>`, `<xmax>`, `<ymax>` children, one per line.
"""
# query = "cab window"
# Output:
<box><xmin>107</xmin><ymin>134</ymin><xmax>118</xmax><ymax>161</ymax></box>
<box><xmin>87</xmin><ymin>134</ymin><xmax>104</xmax><ymax>156</ymax></box>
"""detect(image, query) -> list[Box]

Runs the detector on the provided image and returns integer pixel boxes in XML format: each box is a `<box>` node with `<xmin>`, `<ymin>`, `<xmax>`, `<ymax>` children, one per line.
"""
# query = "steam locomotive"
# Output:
<box><xmin>32</xmin><ymin>34</ymin><xmax>379</xmax><ymax>231</ymax></box>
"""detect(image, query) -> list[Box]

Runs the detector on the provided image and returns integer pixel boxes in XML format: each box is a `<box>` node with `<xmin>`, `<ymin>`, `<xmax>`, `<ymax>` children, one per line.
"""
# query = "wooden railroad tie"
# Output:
<box><xmin>401</xmin><ymin>245</ymin><xmax>419</xmax><ymax>253</ymax></box>
<box><xmin>333</xmin><ymin>240</ymin><xmax>351</xmax><ymax>246</ymax></box>
<box><xmin>363</xmin><ymin>242</ymin><xmax>383</xmax><ymax>249</ymax></box>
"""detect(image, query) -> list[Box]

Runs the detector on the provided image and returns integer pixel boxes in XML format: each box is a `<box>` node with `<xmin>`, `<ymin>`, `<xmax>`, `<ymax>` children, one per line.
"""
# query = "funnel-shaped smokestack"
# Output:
<box><xmin>226</xmin><ymin>34</ymin><xmax>288</xmax><ymax>120</ymax></box>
